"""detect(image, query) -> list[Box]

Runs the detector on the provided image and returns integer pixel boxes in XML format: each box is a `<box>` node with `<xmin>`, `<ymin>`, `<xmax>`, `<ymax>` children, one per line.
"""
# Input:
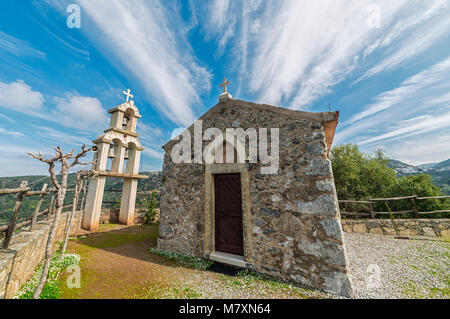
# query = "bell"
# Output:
<box><xmin>108</xmin><ymin>145</ymin><xmax>116</xmax><ymax>158</ymax></box>
<box><xmin>124</xmin><ymin>149</ymin><xmax>130</xmax><ymax>160</ymax></box>
<box><xmin>122</xmin><ymin>116</ymin><xmax>129</xmax><ymax>126</ymax></box>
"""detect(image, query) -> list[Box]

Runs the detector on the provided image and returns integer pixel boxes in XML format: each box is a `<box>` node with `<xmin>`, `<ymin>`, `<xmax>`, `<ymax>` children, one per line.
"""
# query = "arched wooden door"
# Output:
<box><xmin>214</xmin><ymin>173</ymin><xmax>244</xmax><ymax>256</ymax></box>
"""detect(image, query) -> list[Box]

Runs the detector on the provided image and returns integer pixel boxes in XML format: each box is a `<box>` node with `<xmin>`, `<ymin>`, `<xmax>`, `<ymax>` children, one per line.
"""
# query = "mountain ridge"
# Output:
<box><xmin>388</xmin><ymin>158</ymin><xmax>450</xmax><ymax>195</ymax></box>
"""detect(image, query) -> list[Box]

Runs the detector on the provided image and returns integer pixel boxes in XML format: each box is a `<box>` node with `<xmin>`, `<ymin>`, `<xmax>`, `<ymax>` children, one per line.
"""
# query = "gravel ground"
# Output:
<box><xmin>60</xmin><ymin>224</ymin><xmax>448</xmax><ymax>299</ymax></box>
<box><xmin>165</xmin><ymin>269</ymin><xmax>330</xmax><ymax>299</ymax></box>
<box><xmin>344</xmin><ymin>233</ymin><xmax>449</xmax><ymax>299</ymax></box>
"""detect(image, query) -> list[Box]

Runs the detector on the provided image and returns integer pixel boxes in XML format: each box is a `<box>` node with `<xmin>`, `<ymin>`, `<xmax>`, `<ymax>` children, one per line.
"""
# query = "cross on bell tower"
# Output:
<box><xmin>122</xmin><ymin>89</ymin><xmax>134</xmax><ymax>102</ymax></box>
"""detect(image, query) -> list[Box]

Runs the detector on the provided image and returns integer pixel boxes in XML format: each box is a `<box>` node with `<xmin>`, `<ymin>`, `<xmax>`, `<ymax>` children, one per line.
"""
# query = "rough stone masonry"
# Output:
<box><xmin>157</xmin><ymin>95</ymin><xmax>354</xmax><ymax>297</ymax></box>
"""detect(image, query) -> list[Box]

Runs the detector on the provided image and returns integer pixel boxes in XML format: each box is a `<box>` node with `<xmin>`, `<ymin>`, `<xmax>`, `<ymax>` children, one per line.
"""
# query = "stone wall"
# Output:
<box><xmin>158</xmin><ymin>98</ymin><xmax>353</xmax><ymax>297</ymax></box>
<box><xmin>0</xmin><ymin>211</ymin><xmax>80</xmax><ymax>299</ymax></box>
<box><xmin>342</xmin><ymin>219</ymin><xmax>450</xmax><ymax>237</ymax></box>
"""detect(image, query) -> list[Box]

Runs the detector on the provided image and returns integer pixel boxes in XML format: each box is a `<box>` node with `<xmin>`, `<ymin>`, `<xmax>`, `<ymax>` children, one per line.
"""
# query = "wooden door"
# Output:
<box><xmin>214</xmin><ymin>173</ymin><xmax>244</xmax><ymax>256</ymax></box>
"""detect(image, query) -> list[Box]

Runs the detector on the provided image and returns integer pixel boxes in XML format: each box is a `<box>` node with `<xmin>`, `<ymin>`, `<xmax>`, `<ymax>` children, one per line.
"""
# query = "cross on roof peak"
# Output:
<box><xmin>220</xmin><ymin>78</ymin><xmax>230</xmax><ymax>93</ymax></box>
<box><xmin>122</xmin><ymin>89</ymin><xmax>134</xmax><ymax>102</ymax></box>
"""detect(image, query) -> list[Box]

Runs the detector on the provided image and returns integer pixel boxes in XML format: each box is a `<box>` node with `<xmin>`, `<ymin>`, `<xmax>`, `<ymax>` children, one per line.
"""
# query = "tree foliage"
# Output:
<box><xmin>331</xmin><ymin>144</ymin><xmax>396</xmax><ymax>200</ymax></box>
<box><xmin>330</xmin><ymin>144</ymin><xmax>449</xmax><ymax>216</ymax></box>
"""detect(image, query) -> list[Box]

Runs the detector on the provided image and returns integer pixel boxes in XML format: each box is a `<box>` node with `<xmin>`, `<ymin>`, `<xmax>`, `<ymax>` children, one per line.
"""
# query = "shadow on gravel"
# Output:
<box><xmin>395</xmin><ymin>235</ymin><xmax>449</xmax><ymax>242</ymax></box>
<box><xmin>206</xmin><ymin>262</ymin><xmax>240</xmax><ymax>276</ymax></box>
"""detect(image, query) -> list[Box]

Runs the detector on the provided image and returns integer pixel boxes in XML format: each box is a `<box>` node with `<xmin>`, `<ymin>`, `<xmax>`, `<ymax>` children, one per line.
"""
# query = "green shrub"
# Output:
<box><xmin>143</xmin><ymin>191</ymin><xmax>159</xmax><ymax>224</ymax></box>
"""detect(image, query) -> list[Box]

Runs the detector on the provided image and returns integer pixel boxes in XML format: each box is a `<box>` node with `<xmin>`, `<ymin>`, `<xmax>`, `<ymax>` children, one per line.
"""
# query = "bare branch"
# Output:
<box><xmin>69</xmin><ymin>144</ymin><xmax>93</xmax><ymax>168</ymax></box>
<box><xmin>27</xmin><ymin>151</ymin><xmax>58</xmax><ymax>164</ymax></box>
<box><xmin>75</xmin><ymin>160</ymin><xmax>95</xmax><ymax>166</ymax></box>
<box><xmin>54</xmin><ymin>146</ymin><xmax>64</xmax><ymax>159</ymax></box>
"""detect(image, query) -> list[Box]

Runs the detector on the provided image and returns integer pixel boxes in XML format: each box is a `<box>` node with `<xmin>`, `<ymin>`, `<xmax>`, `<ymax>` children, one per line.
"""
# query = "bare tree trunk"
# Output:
<box><xmin>33</xmin><ymin>168</ymin><xmax>68</xmax><ymax>299</ymax></box>
<box><xmin>28</xmin><ymin>145</ymin><xmax>93</xmax><ymax>299</ymax></box>
<box><xmin>61</xmin><ymin>174</ymin><xmax>81</xmax><ymax>256</ymax></box>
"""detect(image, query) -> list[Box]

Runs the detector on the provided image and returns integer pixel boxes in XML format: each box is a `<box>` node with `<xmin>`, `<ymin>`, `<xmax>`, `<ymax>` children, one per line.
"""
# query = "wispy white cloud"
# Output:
<box><xmin>0</xmin><ymin>31</ymin><xmax>46</xmax><ymax>59</ymax></box>
<box><xmin>0</xmin><ymin>127</ymin><xmax>24</xmax><ymax>137</ymax></box>
<box><xmin>248</xmin><ymin>0</ymin><xmax>405</xmax><ymax>107</ymax></box>
<box><xmin>0</xmin><ymin>142</ymin><xmax>59</xmax><ymax>176</ymax></box>
<box><xmin>335</xmin><ymin>56</ymin><xmax>450</xmax><ymax>164</ymax></box>
<box><xmin>204</xmin><ymin>0</ymin><xmax>235</xmax><ymax>55</ymax></box>
<box><xmin>359</xmin><ymin>112</ymin><xmax>450</xmax><ymax>146</ymax></box>
<box><xmin>209</xmin><ymin>0</ymin><xmax>231</xmax><ymax>31</ymax></box>
<box><xmin>33</xmin><ymin>125</ymin><xmax>92</xmax><ymax>146</ymax></box>
<box><xmin>204</xmin><ymin>0</ymin><xmax>450</xmax><ymax>111</ymax></box>
<box><xmin>347</xmin><ymin>57</ymin><xmax>450</xmax><ymax>124</ymax></box>
<box><xmin>142</xmin><ymin>147</ymin><xmax>164</xmax><ymax>160</ymax></box>
<box><xmin>138</xmin><ymin>122</ymin><xmax>167</xmax><ymax>159</ymax></box>
<box><xmin>355</xmin><ymin>0</ymin><xmax>450</xmax><ymax>83</ymax></box>
<box><xmin>0</xmin><ymin>113</ymin><xmax>14</xmax><ymax>123</ymax></box>
<box><xmin>74</xmin><ymin>0</ymin><xmax>212</xmax><ymax>127</ymax></box>
<box><xmin>387</xmin><ymin>132</ymin><xmax>450</xmax><ymax>165</ymax></box>
<box><xmin>52</xmin><ymin>95</ymin><xmax>108</xmax><ymax>131</ymax></box>
<box><xmin>0</xmin><ymin>79</ymin><xmax>109</xmax><ymax>133</ymax></box>
<box><xmin>0</xmin><ymin>80</ymin><xmax>45</xmax><ymax>113</ymax></box>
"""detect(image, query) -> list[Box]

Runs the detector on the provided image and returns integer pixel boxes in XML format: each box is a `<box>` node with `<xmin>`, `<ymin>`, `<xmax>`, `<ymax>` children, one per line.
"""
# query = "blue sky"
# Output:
<box><xmin>0</xmin><ymin>0</ymin><xmax>449</xmax><ymax>176</ymax></box>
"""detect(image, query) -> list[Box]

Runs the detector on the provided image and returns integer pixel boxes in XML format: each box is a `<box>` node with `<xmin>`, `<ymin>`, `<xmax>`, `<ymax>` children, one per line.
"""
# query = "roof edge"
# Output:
<box><xmin>162</xmin><ymin>98</ymin><xmax>340</xmax><ymax>150</ymax></box>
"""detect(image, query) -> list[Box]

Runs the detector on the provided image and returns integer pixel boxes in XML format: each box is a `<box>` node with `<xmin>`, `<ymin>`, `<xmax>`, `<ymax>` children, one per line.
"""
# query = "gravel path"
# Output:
<box><xmin>61</xmin><ymin>224</ymin><xmax>448</xmax><ymax>299</ymax></box>
<box><xmin>344</xmin><ymin>233</ymin><xmax>449</xmax><ymax>299</ymax></box>
<box><xmin>61</xmin><ymin>224</ymin><xmax>329</xmax><ymax>299</ymax></box>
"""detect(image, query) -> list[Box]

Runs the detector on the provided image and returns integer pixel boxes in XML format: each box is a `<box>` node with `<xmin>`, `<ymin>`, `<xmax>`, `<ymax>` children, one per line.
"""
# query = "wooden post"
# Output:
<box><xmin>2</xmin><ymin>181</ymin><xmax>28</xmax><ymax>249</ymax></box>
<box><xmin>79</xmin><ymin>179</ymin><xmax>87</xmax><ymax>211</ymax></box>
<box><xmin>61</xmin><ymin>174</ymin><xmax>82</xmax><ymax>256</ymax></box>
<box><xmin>29</xmin><ymin>184</ymin><xmax>48</xmax><ymax>232</ymax></box>
<box><xmin>412</xmin><ymin>196</ymin><xmax>418</xmax><ymax>218</ymax></box>
<box><xmin>369</xmin><ymin>202</ymin><xmax>375</xmax><ymax>219</ymax></box>
<box><xmin>47</xmin><ymin>193</ymin><xmax>55</xmax><ymax>221</ymax></box>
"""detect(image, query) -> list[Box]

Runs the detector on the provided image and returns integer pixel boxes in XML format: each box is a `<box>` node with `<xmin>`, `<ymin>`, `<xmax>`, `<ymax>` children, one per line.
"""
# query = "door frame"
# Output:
<box><xmin>214</xmin><ymin>173</ymin><xmax>244</xmax><ymax>255</ymax></box>
<box><xmin>204</xmin><ymin>163</ymin><xmax>254</xmax><ymax>263</ymax></box>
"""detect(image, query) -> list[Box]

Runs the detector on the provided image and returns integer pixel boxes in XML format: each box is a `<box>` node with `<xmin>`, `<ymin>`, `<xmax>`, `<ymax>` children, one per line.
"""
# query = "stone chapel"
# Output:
<box><xmin>157</xmin><ymin>85</ymin><xmax>353</xmax><ymax>297</ymax></box>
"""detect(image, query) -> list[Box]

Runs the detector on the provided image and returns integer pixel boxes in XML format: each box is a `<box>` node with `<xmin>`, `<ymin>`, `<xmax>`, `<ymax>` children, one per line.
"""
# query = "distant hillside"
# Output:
<box><xmin>0</xmin><ymin>171</ymin><xmax>162</xmax><ymax>226</ymax></box>
<box><xmin>388</xmin><ymin>159</ymin><xmax>425</xmax><ymax>174</ymax></box>
<box><xmin>417</xmin><ymin>162</ymin><xmax>438</xmax><ymax>169</ymax></box>
<box><xmin>0</xmin><ymin>171</ymin><xmax>162</xmax><ymax>192</ymax></box>
<box><xmin>388</xmin><ymin>159</ymin><xmax>450</xmax><ymax>195</ymax></box>
<box><xmin>433</xmin><ymin>159</ymin><xmax>450</xmax><ymax>170</ymax></box>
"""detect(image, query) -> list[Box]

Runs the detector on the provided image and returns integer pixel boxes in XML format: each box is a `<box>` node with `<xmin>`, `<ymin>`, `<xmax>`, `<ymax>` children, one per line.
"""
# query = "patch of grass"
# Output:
<box><xmin>394</xmin><ymin>241</ymin><xmax>450</xmax><ymax>298</ymax></box>
<box><xmin>237</xmin><ymin>269</ymin><xmax>293</xmax><ymax>290</ymax></box>
<box><xmin>399</xmin><ymin>281</ymin><xmax>422</xmax><ymax>298</ymax></box>
<box><xmin>237</xmin><ymin>269</ymin><xmax>324</xmax><ymax>297</ymax></box>
<box><xmin>409</xmin><ymin>264</ymin><xmax>421</xmax><ymax>271</ymax></box>
<box><xmin>149</xmin><ymin>247</ymin><xmax>213</xmax><ymax>270</ymax></box>
<box><xmin>134</xmin><ymin>284</ymin><xmax>203</xmax><ymax>299</ymax></box>
<box><xmin>428</xmin><ymin>286</ymin><xmax>450</xmax><ymax>297</ymax></box>
<box><xmin>13</xmin><ymin>253</ymin><xmax>80</xmax><ymax>299</ymax></box>
<box><xmin>163</xmin><ymin>286</ymin><xmax>203</xmax><ymax>299</ymax></box>
<box><xmin>75</xmin><ymin>225</ymin><xmax>158</xmax><ymax>251</ymax></box>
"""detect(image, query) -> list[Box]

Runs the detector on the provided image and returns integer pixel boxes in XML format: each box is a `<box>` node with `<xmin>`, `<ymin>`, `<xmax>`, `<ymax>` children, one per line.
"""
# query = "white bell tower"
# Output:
<box><xmin>83</xmin><ymin>90</ymin><xmax>147</xmax><ymax>231</ymax></box>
